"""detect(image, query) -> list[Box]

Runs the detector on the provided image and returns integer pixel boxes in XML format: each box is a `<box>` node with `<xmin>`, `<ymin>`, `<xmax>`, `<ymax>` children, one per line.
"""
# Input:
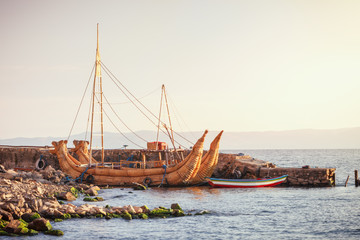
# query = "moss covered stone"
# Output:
<box><xmin>17</xmin><ymin>219</ymin><xmax>30</xmax><ymax>235</ymax></box>
<box><xmin>62</xmin><ymin>213</ymin><xmax>71</xmax><ymax>220</ymax></box>
<box><xmin>138</xmin><ymin>213</ymin><xmax>148</xmax><ymax>219</ymax></box>
<box><xmin>71</xmin><ymin>214</ymin><xmax>80</xmax><ymax>218</ymax></box>
<box><xmin>83</xmin><ymin>197</ymin><xmax>97</xmax><ymax>202</ymax></box>
<box><xmin>58</xmin><ymin>200</ymin><xmax>65</xmax><ymax>205</ymax></box>
<box><xmin>28</xmin><ymin>229</ymin><xmax>38</xmax><ymax>236</ymax></box>
<box><xmin>95</xmin><ymin>214</ymin><xmax>104</xmax><ymax>218</ymax></box>
<box><xmin>141</xmin><ymin>205</ymin><xmax>150</xmax><ymax>213</ymax></box>
<box><xmin>0</xmin><ymin>219</ymin><xmax>9</xmax><ymax>228</ymax></box>
<box><xmin>121</xmin><ymin>211</ymin><xmax>132</xmax><ymax>220</ymax></box>
<box><xmin>94</xmin><ymin>197</ymin><xmax>104</xmax><ymax>201</ymax></box>
<box><xmin>30</xmin><ymin>213</ymin><xmax>41</xmax><ymax>222</ymax></box>
<box><xmin>46</xmin><ymin>221</ymin><xmax>53</xmax><ymax>231</ymax></box>
<box><xmin>149</xmin><ymin>208</ymin><xmax>172</xmax><ymax>218</ymax></box>
<box><xmin>170</xmin><ymin>203</ymin><xmax>182</xmax><ymax>211</ymax></box>
<box><xmin>70</xmin><ymin>187</ymin><xmax>79</xmax><ymax>198</ymax></box>
<box><xmin>54</xmin><ymin>219</ymin><xmax>63</xmax><ymax>222</ymax></box>
<box><xmin>0</xmin><ymin>230</ymin><xmax>9</xmax><ymax>236</ymax></box>
<box><xmin>45</xmin><ymin>229</ymin><xmax>64</xmax><ymax>236</ymax></box>
<box><xmin>173</xmin><ymin>209</ymin><xmax>186</xmax><ymax>217</ymax></box>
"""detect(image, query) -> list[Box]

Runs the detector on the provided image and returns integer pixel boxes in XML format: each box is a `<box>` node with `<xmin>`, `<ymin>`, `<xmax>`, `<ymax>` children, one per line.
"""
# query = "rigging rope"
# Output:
<box><xmin>103</xmin><ymin>94</ymin><xmax>148</xmax><ymax>143</ymax></box>
<box><xmin>100</xmin><ymin>62</ymin><xmax>191</xmax><ymax>148</ymax></box>
<box><xmin>167</xmin><ymin>93</ymin><xmax>197</xmax><ymax>143</ymax></box>
<box><xmin>66</xmin><ymin>61</ymin><xmax>194</xmax><ymax>149</ymax></box>
<box><xmin>67</xmin><ymin>64</ymin><xmax>95</xmax><ymax>141</ymax></box>
<box><xmin>85</xmin><ymin>87</ymin><xmax>93</xmax><ymax>141</ymax></box>
<box><xmin>94</xmin><ymin>94</ymin><xmax>145</xmax><ymax>149</ymax></box>
<box><xmin>104</xmin><ymin>87</ymin><xmax>160</xmax><ymax>105</ymax></box>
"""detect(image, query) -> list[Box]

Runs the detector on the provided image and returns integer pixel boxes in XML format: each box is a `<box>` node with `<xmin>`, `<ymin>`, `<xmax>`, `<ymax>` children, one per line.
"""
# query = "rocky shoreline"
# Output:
<box><xmin>0</xmin><ymin>165</ymin><xmax>197</xmax><ymax>237</ymax></box>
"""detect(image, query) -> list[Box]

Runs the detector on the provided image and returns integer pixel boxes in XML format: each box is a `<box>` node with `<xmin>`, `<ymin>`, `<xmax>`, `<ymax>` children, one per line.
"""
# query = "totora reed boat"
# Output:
<box><xmin>207</xmin><ymin>175</ymin><xmax>288</xmax><ymax>188</ymax></box>
<box><xmin>51</xmin><ymin>24</ymin><xmax>223</xmax><ymax>186</ymax></box>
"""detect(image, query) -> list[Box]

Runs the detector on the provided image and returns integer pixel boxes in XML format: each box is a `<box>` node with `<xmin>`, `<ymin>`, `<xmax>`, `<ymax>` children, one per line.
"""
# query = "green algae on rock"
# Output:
<box><xmin>121</xmin><ymin>211</ymin><xmax>132</xmax><ymax>220</ymax></box>
<box><xmin>45</xmin><ymin>229</ymin><xmax>64</xmax><ymax>236</ymax></box>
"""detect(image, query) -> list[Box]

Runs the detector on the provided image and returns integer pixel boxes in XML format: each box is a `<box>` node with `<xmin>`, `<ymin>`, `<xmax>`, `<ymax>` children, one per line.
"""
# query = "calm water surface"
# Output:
<box><xmin>37</xmin><ymin>150</ymin><xmax>360</xmax><ymax>239</ymax></box>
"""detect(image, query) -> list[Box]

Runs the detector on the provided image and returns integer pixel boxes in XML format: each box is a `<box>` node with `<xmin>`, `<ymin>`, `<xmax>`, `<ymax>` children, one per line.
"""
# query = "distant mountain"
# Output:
<box><xmin>1</xmin><ymin>127</ymin><xmax>360</xmax><ymax>149</ymax></box>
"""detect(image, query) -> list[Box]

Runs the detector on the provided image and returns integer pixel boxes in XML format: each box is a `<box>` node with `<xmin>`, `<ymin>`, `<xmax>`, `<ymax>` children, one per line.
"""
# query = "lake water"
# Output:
<box><xmin>35</xmin><ymin>149</ymin><xmax>360</xmax><ymax>239</ymax></box>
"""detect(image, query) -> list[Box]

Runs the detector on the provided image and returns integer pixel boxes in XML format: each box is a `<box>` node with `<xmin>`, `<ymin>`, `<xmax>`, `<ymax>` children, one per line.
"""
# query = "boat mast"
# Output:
<box><xmin>163</xmin><ymin>85</ymin><xmax>176</xmax><ymax>150</ymax></box>
<box><xmin>89</xmin><ymin>23</ymin><xmax>105</xmax><ymax>165</ymax></box>
<box><xmin>156</xmin><ymin>85</ymin><xmax>178</xmax><ymax>153</ymax></box>
<box><xmin>155</xmin><ymin>85</ymin><xmax>164</xmax><ymax>150</ymax></box>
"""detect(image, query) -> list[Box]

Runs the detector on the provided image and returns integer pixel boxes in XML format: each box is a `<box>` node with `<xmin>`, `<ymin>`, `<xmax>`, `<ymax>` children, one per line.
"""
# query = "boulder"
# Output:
<box><xmin>0</xmin><ymin>209</ymin><xmax>13</xmax><ymax>221</ymax></box>
<box><xmin>20</xmin><ymin>213</ymin><xmax>33</xmax><ymax>223</ymax></box>
<box><xmin>4</xmin><ymin>219</ymin><xmax>21</xmax><ymax>233</ymax></box>
<box><xmin>85</xmin><ymin>187</ymin><xmax>98</xmax><ymax>196</ymax></box>
<box><xmin>44</xmin><ymin>229</ymin><xmax>64</xmax><ymax>236</ymax></box>
<box><xmin>124</xmin><ymin>205</ymin><xmax>136</xmax><ymax>214</ymax></box>
<box><xmin>21</xmin><ymin>212</ymin><xmax>41</xmax><ymax>223</ymax></box>
<box><xmin>28</xmin><ymin>218</ymin><xmax>52</xmax><ymax>231</ymax></box>
<box><xmin>140</xmin><ymin>205</ymin><xmax>150</xmax><ymax>214</ymax></box>
<box><xmin>57</xmin><ymin>192</ymin><xmax>76</xmax><ymax>201</ymax></box>
<box><xmin>171</xmin><ymin>203</ymin><xmax>182</xmax><ymax>211</ymax></box>
<box><xmin>4</xmin><ymin>219</ymin><xmax>29</xmax><ymax>234</ymax></box>
<box><xmin>133</xmin><ymin>206</ymin><xmax>143</xmax><ymax>214</ymax></box>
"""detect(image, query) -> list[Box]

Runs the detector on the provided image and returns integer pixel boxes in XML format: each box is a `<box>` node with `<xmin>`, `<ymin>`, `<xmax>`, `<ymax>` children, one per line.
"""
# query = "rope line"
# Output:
<box><xmin>100</xmin><ymin>62</ymin><xmax>186</xmax><ymax>147</ymax></box>
<box><xmin>68</xmin><ymin>60</ymin><xmax>195</xmax><ymax>149</ymax></box>
<box><xmin>103</xmin><ymin>94</ymin><xmax>148</xmax><ymax>143</ymax></box>
<box><xmin>67</xmin><ymin>64</ymin><xmax>95</xmax><ymax>141</ymax></box>
<box><xmin>100</xmin><ymin>62</ymin><xmax>191</xmax><ymax>148</ymax></box>
<box><xmin>94</xmin><ymin>94</ymin><xmax>145</xmax><ymax>149</ymax></box>
<box><xmin>104</xmin><ymin>87</ymin><xmax>160</xmax><ymax>105</ymax></box>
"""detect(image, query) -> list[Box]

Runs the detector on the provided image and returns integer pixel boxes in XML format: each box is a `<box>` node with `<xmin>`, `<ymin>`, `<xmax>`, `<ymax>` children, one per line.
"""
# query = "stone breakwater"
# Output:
<box><xmin>0</xmin><ymin>145</ymin><xmax>336</xmax><ymax>187</ymax></box>
<box><xmin>0</xmin><ymin>165</ymin><xmax>199</xmax><ymax>237</ymax></box>
<box><xmin>214</xmin><ymin>154</ymin><xmax>336</xmax><ymax>187</ymax></box>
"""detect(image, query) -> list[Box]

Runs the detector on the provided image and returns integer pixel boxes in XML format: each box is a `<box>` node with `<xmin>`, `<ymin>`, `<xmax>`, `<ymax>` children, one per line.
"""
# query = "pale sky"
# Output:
<box><xmin>1</xmin><ymin>0</ymin><xmax>360</xmax><ymax>140</ymax></box>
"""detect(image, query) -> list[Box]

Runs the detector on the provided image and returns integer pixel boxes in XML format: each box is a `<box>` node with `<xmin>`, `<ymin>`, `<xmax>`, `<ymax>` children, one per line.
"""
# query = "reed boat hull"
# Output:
<box><xmin>207</xmin><ymin>175</ymin><xmax>288</xmax><ymax>188</ymax></box>
<box><xmin>52</xmin><ymin>130</ymin><xmax>224</xmax><ymax>186</ymax></box>
<box><xmin>188</xmin><ymin>131</ymin><xmax>223</xmax><ymax>185</ymax></box>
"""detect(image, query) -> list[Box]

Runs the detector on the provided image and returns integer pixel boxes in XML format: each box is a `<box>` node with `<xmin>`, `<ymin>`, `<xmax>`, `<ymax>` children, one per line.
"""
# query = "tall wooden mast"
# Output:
<box><xmin>89</xmin><ymin>23</ymin><xmax>105</xmax><ymax>165</ymax></box>
<box><xmin>156</xmin><ymin>85</ymin><xmax>177</xmax><ymax>152</ymax></box>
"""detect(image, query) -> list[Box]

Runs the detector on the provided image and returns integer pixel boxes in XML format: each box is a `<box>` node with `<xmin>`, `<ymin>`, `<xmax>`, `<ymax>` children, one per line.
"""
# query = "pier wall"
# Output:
<box><xmin>0</xmin><ymin>146</ymin><xmax>336</xmax><ymax>187</ymax></box>
<box><xmin>214</xmin><ymin>154</ymin><xmax>336</xmax><ymax>187</ymax></box>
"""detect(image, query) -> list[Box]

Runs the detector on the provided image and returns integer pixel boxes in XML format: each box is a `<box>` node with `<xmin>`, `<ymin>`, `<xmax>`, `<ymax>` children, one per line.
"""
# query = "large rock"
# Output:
<box><xmin>4</xmin><ymin>219</ymin><xmax>21</xmax><ymax>233</ymax></box>
<box><xmin>0</xmin><ymin>209</ymin><xmax>13</xmax><ymax>221</ymax></box>
<box><xmin>57</xmin><ymin>192</ymin><xmax>76</xmax><ymax>201</ymax></box>
<box><xmin>85</xmin><ymin>187</ymin><xmax>98</xmax><ymax>196</ymax></box>
<box><xmin>4</xmin><ymin>219</ymin><xmax>28</xmax><ymax>234</ymax></box>
<box><xmin>21</xmin><ymin>212</ymin><xmax>40</xmax><ymax>223</ymax></box>
<box><xmin>171</xmin><ymin>203</ymin><xmax>182</xmax><ymax>211</ymax></box>
<box><xmin>28</xmin><ymin>218</ymin><xmax>52</xmax><ymax>231</ymax></box>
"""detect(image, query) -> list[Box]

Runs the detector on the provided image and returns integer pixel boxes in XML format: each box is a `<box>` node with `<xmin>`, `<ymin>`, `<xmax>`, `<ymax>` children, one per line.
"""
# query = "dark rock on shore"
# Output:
<box><xmin>28</xmin><ymin>218</ymin><xmax>52</xmax><ymax>231</ymax></box>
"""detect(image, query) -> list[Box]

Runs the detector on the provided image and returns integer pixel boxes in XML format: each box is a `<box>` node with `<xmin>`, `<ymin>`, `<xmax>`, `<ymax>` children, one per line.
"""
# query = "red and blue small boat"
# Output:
<box><xmin>207</xmin><ymin>175</ymin><xmax>288</xmax><ymax>188</ymax></box>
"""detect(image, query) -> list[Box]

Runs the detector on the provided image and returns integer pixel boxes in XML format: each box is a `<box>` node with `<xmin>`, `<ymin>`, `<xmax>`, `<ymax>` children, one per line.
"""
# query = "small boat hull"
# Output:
<box><xmin>207</xmin><ymin>175</ymin><xmax>288</xmax><ymax>188</ymax></box>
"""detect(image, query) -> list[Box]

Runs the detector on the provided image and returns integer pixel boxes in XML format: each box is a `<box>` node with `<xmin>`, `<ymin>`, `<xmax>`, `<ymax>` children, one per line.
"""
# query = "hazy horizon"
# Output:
<box><xmin>2</xmin><ymin>127</ymin><xmax>360</xmax><ymax>150</ymax></box>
